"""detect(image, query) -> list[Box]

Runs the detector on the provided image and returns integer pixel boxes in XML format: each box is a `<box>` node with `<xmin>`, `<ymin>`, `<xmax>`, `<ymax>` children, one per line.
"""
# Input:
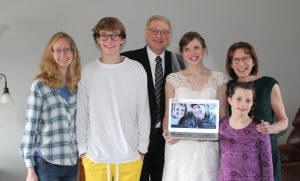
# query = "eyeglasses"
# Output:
<box><xmin>232</xmin><ymin>56</ymin><xmax>251</xmax><ymax>65</ymax></box>
<box><xmin>52</xmin><ymin>48</ymin><xmax>73</xmax><ymax>55</ymax></box>
<box><xmin>147</xmin><ymin>28</ymin><xmax>171</xmax><ymax>37</ymax></box>
<box><xmin>98</xmin><ymin>33</ymin><xmax>121</xmax><ymax>41</ymax></box>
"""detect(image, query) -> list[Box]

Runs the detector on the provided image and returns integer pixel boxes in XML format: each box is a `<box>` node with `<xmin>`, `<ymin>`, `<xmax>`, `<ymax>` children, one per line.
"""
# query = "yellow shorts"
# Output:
<box><xmin>82</xmin><ymin>156</ymin><xmax>143</xmax><ymax>181</ymax></box>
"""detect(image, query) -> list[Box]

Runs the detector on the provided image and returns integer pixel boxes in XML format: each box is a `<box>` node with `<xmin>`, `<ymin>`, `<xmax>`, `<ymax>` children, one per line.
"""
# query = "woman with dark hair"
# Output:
<box><xmin>226</xmin><ymin>42</ymin><xmax>288</xmax><ymax>181</ymax></box>
<box><xmin>162</xmin><ymin>31</ymin><xmax>227</xmax><ymax>181</ymax></box>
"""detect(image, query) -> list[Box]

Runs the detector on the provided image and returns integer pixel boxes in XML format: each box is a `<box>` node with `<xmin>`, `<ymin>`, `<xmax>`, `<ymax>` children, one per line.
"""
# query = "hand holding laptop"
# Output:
<box><xmin>163</xmin><ymin>132</ymin><xmax>179</xmax><ymax>144</ymax></box>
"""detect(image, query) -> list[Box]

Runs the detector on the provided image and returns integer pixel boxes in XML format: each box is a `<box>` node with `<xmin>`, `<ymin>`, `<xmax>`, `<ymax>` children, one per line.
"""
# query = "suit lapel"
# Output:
<box><xmin>139</xmin><ymin>47</ymin><xmax>155</xmax><ymax>89</ymax></box>
<box><xmin>164</xmin><ymin>50</ymin><xmax>173</xmax><ymax>77</ymax></box>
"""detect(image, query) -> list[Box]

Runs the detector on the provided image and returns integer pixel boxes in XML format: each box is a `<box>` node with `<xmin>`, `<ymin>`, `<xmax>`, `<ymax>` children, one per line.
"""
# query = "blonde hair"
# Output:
<box><xmin>36</xmin><ymin>32</ymin><xmax>81</xmax><ymax>91</ymax></box>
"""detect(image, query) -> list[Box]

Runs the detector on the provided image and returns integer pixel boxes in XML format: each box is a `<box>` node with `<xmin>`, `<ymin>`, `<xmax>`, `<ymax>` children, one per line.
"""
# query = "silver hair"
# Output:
<box><xmin>145</xmin><ymin>15</ymin><xmax>172</xmax><ymax>32</ymax></box>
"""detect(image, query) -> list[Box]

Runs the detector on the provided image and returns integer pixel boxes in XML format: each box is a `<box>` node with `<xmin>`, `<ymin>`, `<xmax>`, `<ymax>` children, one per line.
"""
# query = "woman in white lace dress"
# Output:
<box><xmin>162</xmin><ymin>32</ymin><xmax>227</xmax><ymax>181</ymax></box>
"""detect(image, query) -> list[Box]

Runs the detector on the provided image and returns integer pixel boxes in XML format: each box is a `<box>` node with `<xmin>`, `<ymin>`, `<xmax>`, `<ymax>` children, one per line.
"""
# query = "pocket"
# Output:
<box><xmin>34</xmin><ymin>156</ymin><xmax>51</xmax><ymax>166</ymax></box>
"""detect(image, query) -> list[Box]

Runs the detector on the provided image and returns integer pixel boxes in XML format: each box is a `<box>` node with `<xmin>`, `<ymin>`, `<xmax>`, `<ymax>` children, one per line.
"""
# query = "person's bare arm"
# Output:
<box><xmin>162</xmin><ymin>82</ymin><xmax>178</xmax><ymax>144</ymax></box>
<box><xmin>26</xmin><ymin>167</ymin><xmax>38</xmax><ymax>181</ymax></box>
<box><xmin>217</xmin><ymin>83</ymin><xmax>227</xmax><ymax>119</ymax></box>
<box><xmin>256</xmin><ymin>84</ymin><xmax>288</xmax><ymax>134</ymax></box>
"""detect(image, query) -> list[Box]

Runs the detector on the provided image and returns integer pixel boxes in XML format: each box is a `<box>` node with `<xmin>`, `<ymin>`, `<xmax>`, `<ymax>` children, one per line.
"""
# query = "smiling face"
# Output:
<box><xmin>172</xmin><ymin>104</ymin><xmax>186</xmax><ymax>119</ymax></box>
<box><xmin>192</xmin><ymin>104</ymin><xmax>205</xmax><ymax>119</ymax></box>
<box><xmin>230</xmin><ymin>48</ymin><xmax>255</xmax><ymax>79</ymax></box>
<box><xmin>52</xmin><ymin>38</ymin><xmax>73</xmax><ymax>73</ymax></box>
<box><xmin>145</xmin><ymin>19</ymin><xmax>171</xmax><ymax>55</ymax></box>
<box><xmin>181</xmin><ymin>38</ymin><xmax>205</xmax><ymax>67</ymax></box>
<box><xmin>96</xmin><ymin>30</ymin><xmax>124</xmax><ymax>57</ymax></box>
<box><xmin>228</xmin><ymin>87</ymin><xmax>254</xmax><ymax>117</ymax></box>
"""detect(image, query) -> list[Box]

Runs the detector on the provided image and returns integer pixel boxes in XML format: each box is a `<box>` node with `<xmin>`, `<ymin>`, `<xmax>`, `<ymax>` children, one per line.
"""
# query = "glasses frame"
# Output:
<box><xmin>232</xmin><ymin>56</ymin><xmax>252</xmax><ymax>65</ymax></box>
<box><xmin>52</xmin><ymin>48</ymin><xmax>73</xmax><ymax>55</ymax></box>
<box><xmin>147</xmin><ymin>28</ymin><xmax>171</xmax><ymax>37</ymax></box>
<box><xmin>98</xmin><ymin>33</ymin><xmax>121</xmax><ymax>41</ymax></box>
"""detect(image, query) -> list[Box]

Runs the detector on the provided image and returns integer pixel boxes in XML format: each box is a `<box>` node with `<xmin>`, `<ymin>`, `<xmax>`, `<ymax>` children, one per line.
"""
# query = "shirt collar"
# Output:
<box><xmin>146</xmin><ymin>46</ymin><xmax>165</xmax><ymax>64</ymax></box>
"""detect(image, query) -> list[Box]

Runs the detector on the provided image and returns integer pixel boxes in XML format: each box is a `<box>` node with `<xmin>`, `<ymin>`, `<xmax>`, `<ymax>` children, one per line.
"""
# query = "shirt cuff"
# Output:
<box><xmin>25</xmin><ymin>158</ymin><xmax>35</xmax><ymax>168</ymax></box>
<box><xmin>77</xmin><ymin>144</ymin><xmax>87</xmax><ymax>156</ymax></box>
<box><xmin>138</xmin><ymin>143</ymin><xmax>148</xmax><ymax>155</ymax></box>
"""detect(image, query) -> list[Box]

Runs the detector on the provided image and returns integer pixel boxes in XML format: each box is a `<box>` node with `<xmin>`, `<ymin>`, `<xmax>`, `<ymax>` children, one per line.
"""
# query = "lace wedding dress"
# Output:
<box><xmin>162</xmin><ymin>71</ymin><xmax>227</xmax><ymax>181</ymax></box>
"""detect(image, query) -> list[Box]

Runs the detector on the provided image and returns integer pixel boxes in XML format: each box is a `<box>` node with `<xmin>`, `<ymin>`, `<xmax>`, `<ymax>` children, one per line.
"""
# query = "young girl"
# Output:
<box><xmin>219</xmin><ymin>81</ymin><xmax>274</xmax><ymax>181</ymax></box>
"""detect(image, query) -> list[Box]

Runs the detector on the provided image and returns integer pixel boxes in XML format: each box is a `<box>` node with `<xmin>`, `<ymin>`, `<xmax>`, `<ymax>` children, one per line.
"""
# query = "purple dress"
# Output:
<box><xmin>219</xmin><ymin>117</ymin><xmax>274</xmax><ymax>181</ymax></box>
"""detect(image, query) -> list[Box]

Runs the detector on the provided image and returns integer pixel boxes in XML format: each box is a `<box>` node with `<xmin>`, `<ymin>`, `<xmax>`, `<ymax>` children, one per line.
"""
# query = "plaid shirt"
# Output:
<box><xmin>20</xmin><ymin>80</ymin><xmax>78</xmax><ymax>167</ymax></box>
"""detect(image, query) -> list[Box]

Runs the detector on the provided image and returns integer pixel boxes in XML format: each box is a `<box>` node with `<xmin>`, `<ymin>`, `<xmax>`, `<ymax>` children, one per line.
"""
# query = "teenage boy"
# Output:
<box><xmin>76</xmin><ymin>17</ymin><xmax>150</xmax><ymax>181</ymax></box>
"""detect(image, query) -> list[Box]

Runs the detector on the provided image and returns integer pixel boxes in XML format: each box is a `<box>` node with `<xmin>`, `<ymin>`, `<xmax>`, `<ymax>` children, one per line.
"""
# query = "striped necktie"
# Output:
<box><xmin>155</xmin><ymin>56</ymin><xmax>163</xmax><ymax>126</ymax></box>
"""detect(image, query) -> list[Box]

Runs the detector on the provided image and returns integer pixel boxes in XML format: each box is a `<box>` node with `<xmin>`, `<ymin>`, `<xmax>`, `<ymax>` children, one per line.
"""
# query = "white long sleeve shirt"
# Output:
<box><xmin>76</xmin><ymin>57</ymin><xmax>150</xmax><ymax>163</ymax></box>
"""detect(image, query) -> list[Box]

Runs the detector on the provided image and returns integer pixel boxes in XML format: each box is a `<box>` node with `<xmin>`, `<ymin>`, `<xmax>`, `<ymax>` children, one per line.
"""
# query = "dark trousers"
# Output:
<box><xmin>140</xmin><ymin>128</ymin><xmax>165</xmax><ymax>181</ymax></box>
<box><xmin>34</xmin><ymin>157</ymin><xmax>78</xmax><ymax>181</ymax></box>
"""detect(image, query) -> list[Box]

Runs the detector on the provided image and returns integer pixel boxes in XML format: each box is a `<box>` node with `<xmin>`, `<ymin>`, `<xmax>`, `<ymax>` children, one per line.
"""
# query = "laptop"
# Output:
<box><xmin>165</xmin><ymin>98</ymin><xmax>219</xmax><ymax>141</ymax></box>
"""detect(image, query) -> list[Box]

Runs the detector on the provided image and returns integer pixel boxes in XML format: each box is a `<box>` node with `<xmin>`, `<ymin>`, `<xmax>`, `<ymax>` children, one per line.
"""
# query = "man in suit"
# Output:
<box><xmin>122</xmin><ymin>15</ymin><xmax>184</xmax><ymax>181</ymax></box>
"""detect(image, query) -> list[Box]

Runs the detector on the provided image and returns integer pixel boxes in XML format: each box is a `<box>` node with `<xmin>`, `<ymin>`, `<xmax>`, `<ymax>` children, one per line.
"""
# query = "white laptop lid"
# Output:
<box><xmin>168</xmin><ymin>98</ymin><xmax>219</xmax><ymax>134</ymax></box>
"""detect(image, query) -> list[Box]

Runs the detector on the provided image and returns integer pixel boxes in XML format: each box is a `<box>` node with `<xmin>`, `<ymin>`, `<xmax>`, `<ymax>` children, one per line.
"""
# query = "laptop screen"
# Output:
<box><xmin>168</xmin><ymin>98</ymin><xmax>219</xmax><ymax>133</ymax></box>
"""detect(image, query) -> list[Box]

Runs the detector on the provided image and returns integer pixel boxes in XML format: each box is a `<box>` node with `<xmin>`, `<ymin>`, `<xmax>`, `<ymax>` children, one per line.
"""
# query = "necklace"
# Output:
<box><xmin>249</xmin><ymin>75</ymin><xmax>255</xmax><ymax>86</ymax></box>
<box><xmin>239</xmin><ymin>75</ymin><xmax>255</xmax><ymax>86</ymax></box>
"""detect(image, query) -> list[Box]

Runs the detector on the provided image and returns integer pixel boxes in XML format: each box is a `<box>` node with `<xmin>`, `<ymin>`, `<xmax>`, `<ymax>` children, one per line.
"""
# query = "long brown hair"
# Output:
<box><xmin>36</xmin><ymin>32</ymin><xmax>81</xmax><ymax>91</ymax></box>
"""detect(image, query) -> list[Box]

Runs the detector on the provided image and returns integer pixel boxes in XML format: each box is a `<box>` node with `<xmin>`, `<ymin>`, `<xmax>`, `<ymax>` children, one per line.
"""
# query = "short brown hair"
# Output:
<box><xmin>226</xmin><ymin>42</ymin><xmax>259</xmax><ymax>79</ymax></box>
<box><xmin>92</xmin><ymin>17</ymin><xmax>126</xmax><ymax>43</ymax></box>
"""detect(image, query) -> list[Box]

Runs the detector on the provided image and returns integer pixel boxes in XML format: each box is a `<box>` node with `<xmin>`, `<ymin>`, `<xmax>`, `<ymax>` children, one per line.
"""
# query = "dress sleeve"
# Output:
<box><xmin>20</xmin><ymin>80</ymin><xmax>43</xmax><ymax>167</ymax></box>
<box><xmin>258</xmin><ymin>133</ymin><xmax>274</xmax><ymax>181</ymax></box>
<box><xmin>166</xmin><ymin>73</ymin><xmax>177</xmax><ymax>85</ymax></box>
<box><xmin>214</xmin><ymin>71</ymin><xmax>228</xmax><ymax>87</ymax></box>
<box><xmin>166</xmin><ymin>72</ymin><xmax>183</xmax><ymax>90</ymax></box>
<box><xmin>264</xmin><ymin>76</ymin><xmax>278</xmax><ymax>89</ymax></box>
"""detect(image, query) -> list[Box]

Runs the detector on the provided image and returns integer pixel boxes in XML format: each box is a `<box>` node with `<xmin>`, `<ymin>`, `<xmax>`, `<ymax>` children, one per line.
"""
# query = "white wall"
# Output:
<box><xmin>0</xmin><ymin>0</ymin><xmax>299</xmax><ymax>180</ymax></box>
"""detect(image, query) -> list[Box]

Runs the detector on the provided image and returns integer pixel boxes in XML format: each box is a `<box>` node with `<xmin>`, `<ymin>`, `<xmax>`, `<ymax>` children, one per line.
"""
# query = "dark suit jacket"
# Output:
<box><xmin>122</xmin><ymin>46</ymin><xmax>173</xmax><ymax>129</ymax></box>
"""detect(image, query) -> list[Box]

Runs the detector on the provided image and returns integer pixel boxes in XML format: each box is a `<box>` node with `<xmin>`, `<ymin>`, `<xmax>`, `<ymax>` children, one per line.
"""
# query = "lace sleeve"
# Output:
<box><xmin>166</xmin><ymin>72</ymin><xmax>183</xmax><ymax>90</ymax></box>
<box><xmin>212</xmin><ymin>71</ymin><xmax>228</xmax><ymax>88</ymax></box>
